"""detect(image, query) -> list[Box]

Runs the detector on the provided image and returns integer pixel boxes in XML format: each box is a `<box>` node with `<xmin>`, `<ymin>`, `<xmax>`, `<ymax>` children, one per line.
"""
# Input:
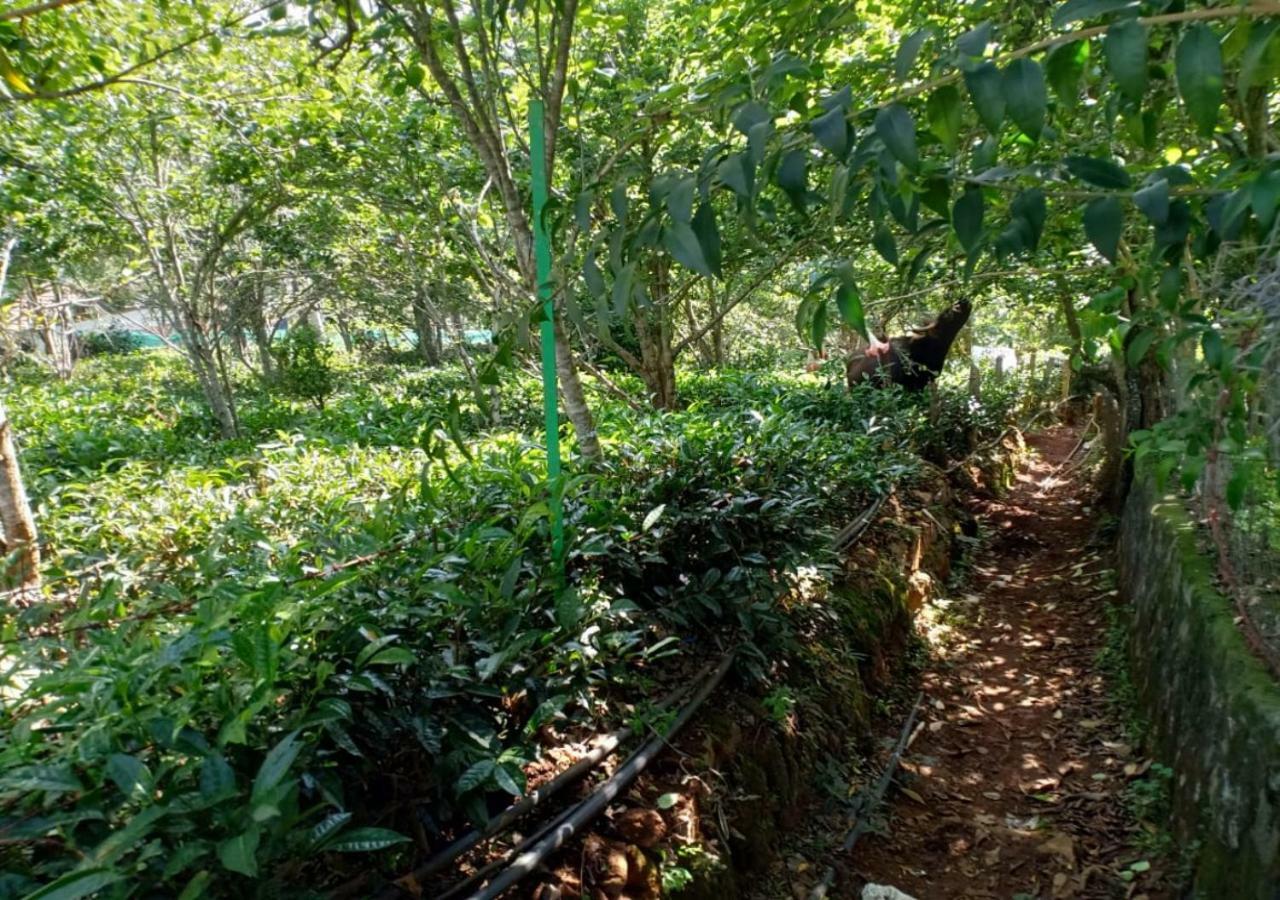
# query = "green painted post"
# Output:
<box><xmin>529</xmin><ymin>99</ymin><xmax>565</xmax><ymax>571</ymax></box>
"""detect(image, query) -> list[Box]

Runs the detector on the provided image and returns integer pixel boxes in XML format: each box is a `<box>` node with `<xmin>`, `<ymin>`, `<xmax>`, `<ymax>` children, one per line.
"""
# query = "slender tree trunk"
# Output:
<box><xmin>412</xmin><ymin>288</ymin><xmax>442</xmax><ymax>366</ymax></box>
<box><xmin>335</xmin><ymin>314</ymin><xmax>355</xmax><ymax>354</ymax></box>
<box><xmin>0</xmin><ymin>399</ymin><xmax>40</xmax><ymax>594</ymax></box>
<box><xmin>554</xmin><ymin>313</ymin><xmax>600</xmax><ymax>456</ymax></box>
<box><xmin>249</xmin><ymin>275</ymin><xmax>275</xmax><ymax>382</ymax></box>
<box><xmin>633</xmin><ymin>258</ymin><xmax>678</xmax><ymax>409</ymax></box>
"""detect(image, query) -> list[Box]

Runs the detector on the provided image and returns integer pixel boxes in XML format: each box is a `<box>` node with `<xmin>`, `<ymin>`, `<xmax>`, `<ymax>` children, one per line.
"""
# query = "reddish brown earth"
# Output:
<box><xmin>841</xmin><ymin>426</ymin><xmax>1176</xmax><ymax>900</ymax></box>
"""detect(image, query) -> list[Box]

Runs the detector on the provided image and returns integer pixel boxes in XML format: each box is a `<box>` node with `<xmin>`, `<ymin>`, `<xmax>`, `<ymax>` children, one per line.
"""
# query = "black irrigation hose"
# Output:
<box><xmin>375</xmin><ymin>662</ymin><xmax>716</xmax><ymax>898</ymax></box>
<box><xmin>808</xmin><ymin>692</ymin><xmax>924</xmax><ymax>900</ymax></box>
<box><xmin>453</xmin><ymin>651</ymin><xmax>738</xmax><ymax>900</ymax></box>
<box><xmin>832</xmin><ymin>490</ymin><xmax>891</xmax><ymax>553</ymax></box>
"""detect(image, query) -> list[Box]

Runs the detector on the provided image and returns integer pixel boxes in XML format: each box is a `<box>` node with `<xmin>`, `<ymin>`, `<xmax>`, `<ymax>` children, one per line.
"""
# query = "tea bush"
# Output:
<box><xmin>0</xmin><ymin>352</ymin><xmax>1011</xmax><ymax>897</ymax></box>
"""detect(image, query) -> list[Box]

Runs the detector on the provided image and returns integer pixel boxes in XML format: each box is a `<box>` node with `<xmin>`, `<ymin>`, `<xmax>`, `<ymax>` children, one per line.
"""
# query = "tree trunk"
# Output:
<box><xmin>0</xmin><ymin>399</ymin><xmax>40</xmax><ymax>593</ymax></box>
<box><xmin>634</xmin><ymin>258</ymin><xmax>678</xmax><ymax>409</ymax></box>
<box><xmin>554</xmin><ymin>313</ymin><xmax>600</xmax><ymax>457</ymax></box>
<box><xmin>412</xmin><ymin>288</ymin><xmax>442</xmax><ymax>366</ymax></box>
<box><xmin>335</xmin><ymin>314</ymin><xmax>355</xmax><ymax>354</ymax></box>
<box><xmin>252</xmin><ymin>276</ymin><xmax>276</xmax><ymax>383</ymax></box>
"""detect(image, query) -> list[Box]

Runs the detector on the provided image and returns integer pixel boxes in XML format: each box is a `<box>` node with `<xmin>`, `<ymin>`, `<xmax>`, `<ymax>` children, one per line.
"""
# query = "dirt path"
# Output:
<box><xmin>845</xmin><ymin>426</ymin><xmax>1174</xmax><ymax>899</ymax></box>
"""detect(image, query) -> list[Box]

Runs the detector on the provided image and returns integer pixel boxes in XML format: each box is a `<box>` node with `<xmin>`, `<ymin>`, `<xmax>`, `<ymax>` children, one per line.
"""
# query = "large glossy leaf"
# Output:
<box><xmin>1052</xmin><ymin>0</ymin><xmax>1139</xmax><ymax>28</ymax></box>
<box><xmin>1064</xmin><ymin>155</ymin><xmax>1131</xmax><ymax>188</ymax></box>
<box><xmin>1002</xmin><ymin>58</ymin><xmax>1047</xmax><ymax>140</ymax></box>
<box><xmin>964</xmin><ymin>63</ymin><xmax>1005</xmax><ymax>134</ymax></box>
<box><xmin>1104</xmin><ymin>19</ymin><xmax>1148</xmax><ymax>101</ymax></box>
<box><xmin>1083</xmin><ymin>196</ymin><xmax>1124</xmax><ymax>262</ymax></box>
<box><xmin>777</xmin><ymin>149</ymin><xmax>809</xmax><ymax>209</ymax></box>
<box><xmin>926</xmin><ymin>85</ymin><xmax>962</xmax><ymax>152</ymax></box>
<box><xmin>692</xmin><ymin>202</ymin><xmax>722</xmax><ymax>276</ymax></box>
<box><xmin>1134</xmin><ymin>179</ymin><xmax>1170</xmax><ymax>224</ymax></box>
<box><xmin>251</xmin><ymin>731</ymin><xmax>301</xmax><ymax>804</ymax></box>
<box><xmin>717</xmin><ymin>153</ymin><xmax>753</xmax><ymax>198</ymax></box>
<box><xmin>874</xmin><ymin>104</ymin><xmax>918</xmax><ymax>171</ymax></box>
<box><xmin>664</xmin><ymin>221</ymin><xmax>715</xmax><ymax>278</ymax></box>
<box><xmin>1176</xmin><ymin>24</ymin><xmax>1224</xmax><ymax>137</ymax></box>
<box><xmin>834</xmin><ymin>270</ymin><xmax>867</xmax><ymax>340</ymax></box>
<box><xmin>872</xmin><ymin>225</ymin><xmax>899</xmax><ymax>265</ymax></box>
<box><xmin>1239</xmin><ymin>20</ymin><xmax>1280</xmax><ymax>102</ymax></box>
<box><xmin>811</xmin><ymin>106</ymin><xmax>849</xmax><ymax>158</ymax></box>
<box><xmin>1046</xmin><ymin>41</ymin><xmax>1089</xmax><ymax>110</ymax></box>
<box><xmin>1011</xmin><ymin>188</ymin><xmax>1047</xmax><ymax>251</ymax></box>
<box><xmin>218</xmin><ymin>828</ymin><xmax>260</xmax><ymax>878</ymax></box>
<box><xmin>956</xmin><ymin>22</ymin><xmax>993</xmax><ymax>59</ymax></box>
<box><xmin>666</xmin><ymin>175</ymin><xmax>696</xmax><ymax>223</ymax></box>
<box><xmin>731</xmin><ymin>101</ymin><xmax>771</xmax><ymax>135</ymax></box>
<box><xmin>105</xmin><ymin>754</ymin><xmax>151</xmax><ymax>801</ymax></box>
<box><xmin>1251</xmin><ymin>167</ymin><xmax>1280</xmax><ymax>231</ymax></box>
<box><xmin>895</xmin><ymin>29</ymin><xmax>930</xmax><ymax>81</ymax></box>
<box><xmin>953</xmin><ymin>187</ymin><xmax>985</xmax><ymax>252</ymax></box>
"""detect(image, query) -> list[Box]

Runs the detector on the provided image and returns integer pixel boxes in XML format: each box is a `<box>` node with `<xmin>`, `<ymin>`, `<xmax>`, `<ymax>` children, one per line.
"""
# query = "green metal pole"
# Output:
<box><xmin>529</xmin><ymin>99</ymin><xmax>565</xmax><ymax>571</ymax></box>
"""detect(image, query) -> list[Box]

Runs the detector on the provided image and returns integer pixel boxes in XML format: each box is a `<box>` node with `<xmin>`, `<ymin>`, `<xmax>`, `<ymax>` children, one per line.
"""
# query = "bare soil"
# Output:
<box><xmin>837</xmin><ymin>426</ymin><xmax>1177</xmax><ymax>899</ymax></box>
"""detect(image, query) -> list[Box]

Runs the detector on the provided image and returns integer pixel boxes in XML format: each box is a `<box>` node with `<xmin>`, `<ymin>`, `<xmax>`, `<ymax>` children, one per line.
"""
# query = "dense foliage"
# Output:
<box><xmin>2</xmin><ymin>0</ymin><xmax>1279</xmax><ymax>894</ymax></box>
<box><xmin>0</xmin><ymin>351</ymin><xmax>1040</xmax><ymax>896</ymax></box>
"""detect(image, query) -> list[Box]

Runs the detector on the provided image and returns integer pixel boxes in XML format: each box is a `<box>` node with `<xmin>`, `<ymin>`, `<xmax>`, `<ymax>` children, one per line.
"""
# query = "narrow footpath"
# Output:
<box><xmin>846</xmin><ymin>427</ymin><xmax>1175</xmax><ymax>899</ymax></box>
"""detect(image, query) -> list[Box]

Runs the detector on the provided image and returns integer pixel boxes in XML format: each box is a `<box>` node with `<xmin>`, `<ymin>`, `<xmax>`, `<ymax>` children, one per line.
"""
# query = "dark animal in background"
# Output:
<box><xmin>846</xmin><ymin>297</ymin><xmax>973</xmax><ymax>392</ymax></box>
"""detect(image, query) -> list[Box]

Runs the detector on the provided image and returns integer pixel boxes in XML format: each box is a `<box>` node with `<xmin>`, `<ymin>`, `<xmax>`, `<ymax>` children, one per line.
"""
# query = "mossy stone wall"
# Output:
<box><xmin>1119</xmin><ymin>476</ymin><xmax>1280</xmax><ymax>899</ymax></box>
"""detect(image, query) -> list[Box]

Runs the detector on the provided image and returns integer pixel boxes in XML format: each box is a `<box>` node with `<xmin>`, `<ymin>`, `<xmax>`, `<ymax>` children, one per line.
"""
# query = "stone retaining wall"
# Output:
<box><xmin>1119</xmin><ymin>476</ymin><xmax>1280</xmax><ymax>898</ymax></box>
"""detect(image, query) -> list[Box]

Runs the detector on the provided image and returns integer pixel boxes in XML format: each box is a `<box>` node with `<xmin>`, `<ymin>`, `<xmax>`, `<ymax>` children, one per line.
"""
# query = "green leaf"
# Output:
<box><xmin>906</xmin><ymin>247</ymin><xmax>933</xmax><ymax>286</ymax></box>
<box><xmin>872</xmin><ymin>225</ymin><xmax>899</xmax><ymax>265</ymax></box>
<box><xmin>367</xmin><ymin>647</ymin><xmax>415</xmax><ymax>666</ymax></box>
<box><xmin>1157</xmin><ymin>265</ymin><xmax>1182</xmax><ymax>310</ymax></box>
<box><xmin>664</xmin><ymin>222</ymin><xmax>715</xmax><ymax>277</ymax></box>
<box><xmin>1002</xmin><ymin>58</ymin><xmax>1047</xmax><ymax>140</ymax></box>
<box><xmin>926</xmin><ymin>85</ymin><xmax>962</xmax><ymax>152</ymax></box>
<box><xmin>1104</xmin><ymin>19</ymin><xmax>1148</xmax><ymax>101</ymax></box>
<box><xmin>1177</xmin><ymin>24</ymin><xmax>1224</xmax><ymax>137</ymax></box>
<box><xmin>1046</xmin><ymin>40</ymin><xmax>1089</xmax><ymax>110</ymax></box>
<box><xmin>895</xmin><ymin>29</ymin><xmax>929</xmax><ymax>81</ymax></box>
<box><xmin>642</xmin><ymin>504</ymin><xmax>666</xmax><ymax>531</ymax></box>
<box><xmin>328</xmin><ymin>827</ymin><xmax>412</xmax><ymax>853</ymax></box>
<box><xmin>952</xmin><ymin>187</ymin><xmax>985</xmax><ymax>253</ymax></box>
<box><xmin>1052</xmin><ymin>0</ymin><xmax>1139</xmax><ymax>29</ymax></box>
<box><xmin>964</xmin><ymin>63</ymin><xmax>1006</xmax><ymax>134</ymax></box>
<box><xmin>731</xmin><ymin>100</ymin><xmax>771</xmax><ymax>135</ymax></box>
<box><xmin>956</xmin><ymin>22</ymin><xmax>993</xmax><ymax>59</ymax></box>
<box><xmin>874</xmin><ymin>104</ymin><xmax>918</xmax><ymax>171</ymax></box>
<box><xmin>656</xmin><ymin>792</ymin><xmax>680</xmax><ymax>810</ymax></box>
<box><xmin>1011</xmin><ymin>188</ymin><xmax>1047</xmax><ymax>252</ymax></box>
<box><xmin>810</xmin><ymin>296</ymin><xmax>829</xmax><ymax>347</ymax></box>
<box><xmin>1083</xmin><ymin>196</ymin><xmax>1124</xmax><ymax>262</ymax></box>
<box><xmin>1252</xmin><ymin>167</ymin><xmax>1280</xmax><ymax>231</ymax></box>
<box><xmin>5</xmin><ymin>764</ymin><xmax>82</xmax><ymax>795</ymax></box>
<box><xmin>1126</xmin><ymin>327</ymin><xmax>1156</xmax><ymax>366</ymax></box>
<box><xmin>1134</xmin><ymin>179</ymin><xmax>1170</xmax><ymax>224</ymax></box>
<box><xmin>811</xmin><ymin>106</ymin><xmax>849</xmax><ymax>158</ymax></box>
<box><xmin>1239</xmin><ymin>20</ymin><xmax>1280</xmax><ymax>102</ymax></box>
<box><xmin>1065</xmin><ymin>155</ymin><xmax>1131</xmax><ymax>189</ymax></box>
<box><xmin>493</xmin><ymin>764</ymin><xmax>525</xmax><ymax>797</ymax></box>
<box><xmin>776</xmin><ymin>149</ymin><xmax>808</xmax><ymax>208</ymax></box>
<box><xmin>199</xmin><ymin>754</ymin><xmax>235</xmax><ymax>800</ymax></box>
<box><xmin>251</xmin><ymin>731</ymin><xmax>301</xmax><ymax>804</ymax></box>
<box><xmin>457</xmin><ymin>759</ymin><xmax>495</xmax><ymax>794</ymax></box>
<box><xmin>19</xmin><ymin>868</ymin><xmax>123</xmax><ymax>900</ymax></box>
<box><xmin>176</xmin><ymin>872</ymin><xmax>213</xmax><ymax>900</ymax></box>
<box><xmin>666</xmin><ymin>175</ymin><xmax>695</xmax><ymax>223</ymax></box>
<box><xmin>218</xmin><ymin>828</ymin><xmax>260</xmax><ymax>878</ymax></box>
<box><xmin>105</xmin><ymin>754</ymin><xmax>151</xmax><ymax>801</ymax></box>
<box><xmin>835</xmin><ymin>273</ymin><xmax>867</xmax><ymax>341</ymax></box>
<box><xmin>308</xmin><ymin>812</ymin><xmax>353</xmax><ymax>850</ymax></box>
<box><xmin>692</xmin><ymin>202</ymin><xmax>723</xmax><ymax>277</ymax></box>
